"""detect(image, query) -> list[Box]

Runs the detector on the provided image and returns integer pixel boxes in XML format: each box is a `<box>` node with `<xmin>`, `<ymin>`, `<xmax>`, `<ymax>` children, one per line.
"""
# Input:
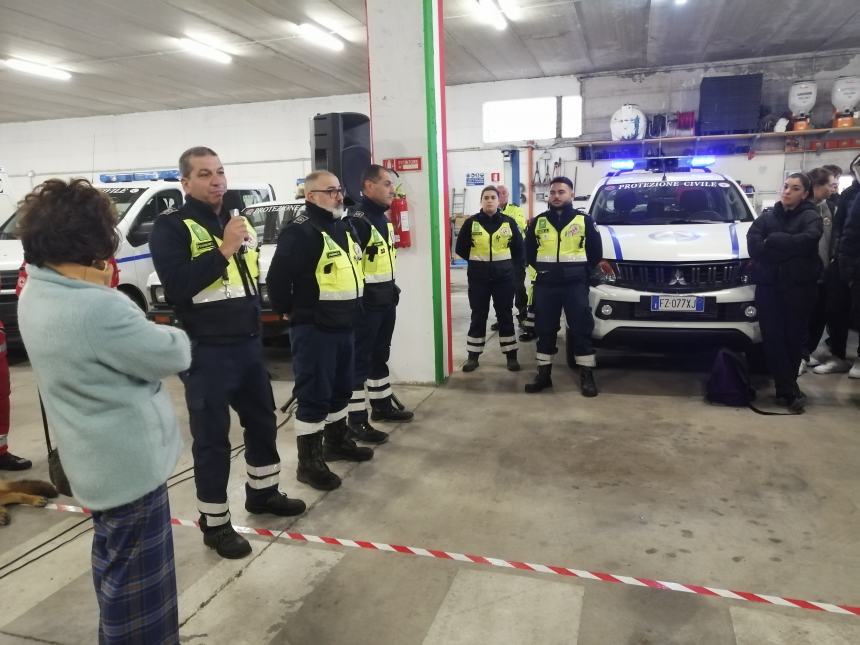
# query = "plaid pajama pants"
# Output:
<box><xmin>91</xmin><ymin>484</ymin><xmax>178</xmax><ymax>645</ymax></box>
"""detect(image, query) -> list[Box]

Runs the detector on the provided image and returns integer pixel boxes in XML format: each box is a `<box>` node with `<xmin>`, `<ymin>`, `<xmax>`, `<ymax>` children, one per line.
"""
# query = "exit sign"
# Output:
<box><xmin>382</xmin><ymin>157</ymin><xmax>422</xmax><ymax>172</ymax></box>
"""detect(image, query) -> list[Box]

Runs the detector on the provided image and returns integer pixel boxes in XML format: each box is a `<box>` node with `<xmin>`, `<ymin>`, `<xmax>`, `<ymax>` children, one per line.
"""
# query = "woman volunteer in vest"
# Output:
<box><xmin>455</xmin><ymin>185</ymin><xmax>524</xmax><ymax>372</ymax></box>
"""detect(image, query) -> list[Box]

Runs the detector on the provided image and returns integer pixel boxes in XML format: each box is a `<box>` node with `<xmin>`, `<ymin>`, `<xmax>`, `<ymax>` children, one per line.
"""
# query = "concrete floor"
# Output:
<box><xmin>1</xmin><ymin>267</ymin><xmax>860</xmax><ymax>644</ymax></box>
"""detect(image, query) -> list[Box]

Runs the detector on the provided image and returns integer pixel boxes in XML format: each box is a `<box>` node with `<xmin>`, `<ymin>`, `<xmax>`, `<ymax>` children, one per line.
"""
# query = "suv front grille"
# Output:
<box><xmin>614</xmin><ymin>261</ymin><xmax>741</xmax><ymax>293</ymax></box>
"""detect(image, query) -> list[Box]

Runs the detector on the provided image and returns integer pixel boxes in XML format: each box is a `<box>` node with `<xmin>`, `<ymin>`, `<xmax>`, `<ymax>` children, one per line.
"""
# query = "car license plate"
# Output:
<box><xmin>650</xmin><ymin>295</ymin><xmax>704</xmax><ymax>312</ymax></box>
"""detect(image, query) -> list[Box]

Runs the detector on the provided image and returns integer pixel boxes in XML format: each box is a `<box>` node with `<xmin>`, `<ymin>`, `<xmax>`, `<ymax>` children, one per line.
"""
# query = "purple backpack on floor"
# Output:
<box><xmin>705</xmin><ymin>348</ymin><xmax>756</xmax><ymax>407</ymax></box>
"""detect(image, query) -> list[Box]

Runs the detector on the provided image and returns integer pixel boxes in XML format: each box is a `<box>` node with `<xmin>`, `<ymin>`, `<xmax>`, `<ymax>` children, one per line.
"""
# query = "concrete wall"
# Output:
<box><xmin>0</xmin><ymin>93</ymin><xmax>369</xmax><ymax>201</ymax></box>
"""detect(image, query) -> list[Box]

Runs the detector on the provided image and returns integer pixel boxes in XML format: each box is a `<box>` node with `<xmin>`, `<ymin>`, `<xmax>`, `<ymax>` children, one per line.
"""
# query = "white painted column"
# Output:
<box><xmin>366</xmin><ymin>0</ymin><xmax>451</xmax><ymax>384</ymax></box>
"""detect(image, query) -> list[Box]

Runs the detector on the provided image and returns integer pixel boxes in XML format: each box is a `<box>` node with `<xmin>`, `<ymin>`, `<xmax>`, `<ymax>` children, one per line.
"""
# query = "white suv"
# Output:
<box><xmin>569</xmin><ymin>158</ymin><xmax>760</xmax><ymax>364</ymax></box>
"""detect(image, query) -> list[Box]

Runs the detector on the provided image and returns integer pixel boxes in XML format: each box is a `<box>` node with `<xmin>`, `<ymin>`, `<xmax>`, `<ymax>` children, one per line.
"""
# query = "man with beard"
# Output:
<box><xmin>267</xmin><ymin>171</ymin><xmax>373</xmax><ymax>492</ymax></box>
<box><xmin>524</xmin><ymin>176</ymin><xmax>609</xmax><ymax>396</ymax></box>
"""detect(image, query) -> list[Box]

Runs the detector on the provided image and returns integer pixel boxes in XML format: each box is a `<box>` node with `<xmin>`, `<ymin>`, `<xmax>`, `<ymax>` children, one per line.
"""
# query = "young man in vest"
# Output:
<box><xmin>524</xmin><ymin>176</ymin><xmax>610</xmax><ymax>396</ymax></box>
<box><xmin>344</xmin><ymin>165</ymin><xmax>414</xmax><ymax>445</ymax></box>
<box><xmin>267</xmin><ymin>171</ymin><xmax>373</xmax><ymax>492</ymax></box>
<box><xmin>150</xmin><ymin>147</ymin><xmax>306</xmax><ymax>559</ymax></box>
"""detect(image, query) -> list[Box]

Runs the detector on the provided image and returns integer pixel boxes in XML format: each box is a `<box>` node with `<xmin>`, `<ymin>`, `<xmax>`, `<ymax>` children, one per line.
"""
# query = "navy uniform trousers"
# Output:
<box><xmin>534</xmin><ymin>280</ymin><xmax>595</xmax><ymax>367</ymax></box>
<box><xmin>349</xmin><ymin>303</ymin><xmax>396</xmax><ymax>424</ymax></box>
<box><xmin>291</xmin><ymin>323</ymin><xmax>354</xmax><ymax>434</ymax></box>
<box><xmin>467</xmin><ymin>277</ymin><xmax>518</xmax><ymax>355</ymax></box>
<box><xmin>182</xmin><ymin>337</ymin><xmax>280</xmax><ymax>529</ymax></box>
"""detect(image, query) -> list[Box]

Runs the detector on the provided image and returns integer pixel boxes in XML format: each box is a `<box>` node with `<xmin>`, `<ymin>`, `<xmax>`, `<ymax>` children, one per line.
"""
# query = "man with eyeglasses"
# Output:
<box><xmin>267</xmin><ymin>171</ymin><xmax>373</xmax><ymax>492</ymax></box>
<box><xmin>343</xmin><ymin>165</ymin><xmax>414</xmax><ymax>446</ymax></box>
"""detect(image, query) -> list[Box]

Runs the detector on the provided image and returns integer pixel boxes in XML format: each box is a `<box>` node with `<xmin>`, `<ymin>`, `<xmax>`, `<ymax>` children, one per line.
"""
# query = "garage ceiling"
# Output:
<box><xmin>1</xmin><ymin>0</ymin><xmax>859</xmax><ymax>124</ymax></box>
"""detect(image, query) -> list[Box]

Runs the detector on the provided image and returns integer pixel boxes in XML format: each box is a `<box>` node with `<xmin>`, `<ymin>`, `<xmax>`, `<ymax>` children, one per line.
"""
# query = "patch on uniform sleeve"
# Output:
<box><xmin>293</xmin><ymin>214</ymin><xmax>309</xmax><ymax>224</ymax></box>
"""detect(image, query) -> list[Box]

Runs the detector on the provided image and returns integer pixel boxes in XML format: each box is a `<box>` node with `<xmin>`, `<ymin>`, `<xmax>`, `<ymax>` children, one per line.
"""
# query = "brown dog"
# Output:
<box><xmin>0</xmin><ymin>479</ymin><xmax>59</xmax><ymax>526</ymax></box>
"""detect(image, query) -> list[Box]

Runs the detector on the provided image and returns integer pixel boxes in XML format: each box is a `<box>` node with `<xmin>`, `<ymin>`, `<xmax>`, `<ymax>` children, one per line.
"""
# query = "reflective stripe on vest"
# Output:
<box><xmin>534</xmin><ymin>214</ymin><xmax>587</xmax><ymax>264</ymax></box>
<box><xmin>316</xmin><ymin>230</ymin><xmax>364</xmax><ymax>301</ymax></box>
<box><xmin>470</xmin><ymin>219</ymin><xmax>513</xmax><ymax>262</ymax></box>
<box><xmin>183</xmin><ymin>218</ymin><xmax>260</xmax><ymax>305</ymax></box>
<box><xmin>502</xmin><ymin>204</ymin><xmax>527</xmax><ymax>235</ymax></box>
<box><xmin>362</xmin><ymin>222</ymin><xmax>396</xmax><ymax>284</ymax></box>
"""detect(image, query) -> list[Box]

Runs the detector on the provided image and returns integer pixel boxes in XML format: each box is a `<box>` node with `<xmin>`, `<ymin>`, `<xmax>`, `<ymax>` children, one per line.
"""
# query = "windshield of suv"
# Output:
<box><xmin>0</xmin><ymin>187</ymin><xmax>146</xmax><ymax>240</ymax></box>
<box><xmin>244</xmin><ymin>203</ymin><xmax>305</xmax><ymax>244</ymax></box>
<box><xmin>100</xmin><ymin>187</ymin><xmax>149</xmax><ymax>222</ymax></box>
<box><xmin>591</xmin><ymin>179</ymin><xmax>753</xmax><ymax>225</ymax></box>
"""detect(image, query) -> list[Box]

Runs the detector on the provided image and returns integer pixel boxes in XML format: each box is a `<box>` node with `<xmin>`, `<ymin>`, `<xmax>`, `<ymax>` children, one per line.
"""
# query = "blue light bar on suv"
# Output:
<box><xmin>98</xmin><ymin>169</ymin><xmax>180</xmax><ymax>183</ymax></box>
<box><xmin>688</xmin><ymin>155</ymin><xmax>716</xmax><ymax>168</ymax></box>
<box><xmin>610</xmin><ymin>160</ymin><xmax>636</xmax><ymax>170</ymax></box>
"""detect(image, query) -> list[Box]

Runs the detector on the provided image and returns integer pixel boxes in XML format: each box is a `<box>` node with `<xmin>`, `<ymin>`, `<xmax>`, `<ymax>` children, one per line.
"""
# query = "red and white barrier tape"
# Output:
<box><xmin>44</xmin><ymin>503</ymin><xmax>860</xmax><ymax>617</ymax></box>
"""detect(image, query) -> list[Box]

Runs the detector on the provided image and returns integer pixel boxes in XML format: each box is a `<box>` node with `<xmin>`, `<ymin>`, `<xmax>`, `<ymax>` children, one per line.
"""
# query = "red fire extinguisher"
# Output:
<box><xmin>390</xmin><ymin>187</ymin><xmax>411</xmax><ymax>249</ymax></box>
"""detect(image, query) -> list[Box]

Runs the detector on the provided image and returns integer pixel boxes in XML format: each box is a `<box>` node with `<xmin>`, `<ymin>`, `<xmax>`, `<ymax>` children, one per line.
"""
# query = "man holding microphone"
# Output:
<box><xmin>150</xmin><ymin>147</ymin><xmax>305</xmax><ymax>560</ymax></box>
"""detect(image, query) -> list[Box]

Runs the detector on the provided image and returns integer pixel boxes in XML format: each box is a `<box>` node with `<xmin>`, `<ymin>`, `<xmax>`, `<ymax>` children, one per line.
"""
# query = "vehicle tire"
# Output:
<box><xmin>119</xmin><ymin>286</ymin><xmax>147</xmax><ymax>312</ymax></box>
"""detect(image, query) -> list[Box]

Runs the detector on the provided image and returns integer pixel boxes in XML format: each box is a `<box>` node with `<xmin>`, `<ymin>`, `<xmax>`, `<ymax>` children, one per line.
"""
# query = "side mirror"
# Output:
<box><xmin>127</xmin><ymin>228</ymin><xmax>149</xmax><ymax>247</ymax></box>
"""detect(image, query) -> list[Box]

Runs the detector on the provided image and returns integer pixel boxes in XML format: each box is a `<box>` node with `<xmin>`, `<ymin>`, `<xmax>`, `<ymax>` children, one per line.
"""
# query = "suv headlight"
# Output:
<box><xmin>259</xmin><ymin>284</ymin><xmax>269</xmax><ymax>305</ymax></box>
<box><xmin>150</xmin><ymin>285</ymin><xmax>166</xmax><ymax>305</ymax></box>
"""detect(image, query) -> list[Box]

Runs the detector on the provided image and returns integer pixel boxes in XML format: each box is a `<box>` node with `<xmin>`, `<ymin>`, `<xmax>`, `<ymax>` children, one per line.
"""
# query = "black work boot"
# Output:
<box><xmin>370</xmin><ymin>406</ymin><xmax>414</xmax><ymax>422</ymax></box>
<box><xmin>245</xmin><ymin>488</ymin><xmax>306</xmax><ymax>516</ymax></box>
<box><xmin>0</xmin><ymin>452</ymin><xmax>32</xmax><ymax>471</ymax></box>
<box><xmin>348</xmin><ymin>421</ymin><xmax>389</xmax><ymax>444</ymax></box>
<box><xmin>297</xmin><ymin>432</ymin><xmax>341</xmax><ymax>491</ymax></box>
<box><xmin>506</xmin><ymin>350</ymin><xmax>521</xmax><ymax>372</ymax></box>
<box><xmin>524</xmin><ymin>365</ymin><xmax>553</xmax><ymax>393</ymax></box>
<box><xmin>518</xmin><ymin>330</ymin><xmax>536</xmax><ymax>342</ymax></box>
<box><xmin>202</xmin><ymin>521</ymin><xmax>252</xmax><ymax>559</ymax></box>
<box><xmin>580</xmin><ymin>366</ymin><xmax>598</xmax><ymax>398</ymax></box>
<box><xmin>490</xmin><ymin>321</ymin><xmax>500</xmax><ymax>331</ymax></box>
<box><xmin>462</xmin><ymin>352</ymin><xmax>480</xmax><ymax>372</ymax></box>
<box><xmin>323</xmin><ymin>420</ymin><xmax>374</xmax><ymax>462</ymax></box>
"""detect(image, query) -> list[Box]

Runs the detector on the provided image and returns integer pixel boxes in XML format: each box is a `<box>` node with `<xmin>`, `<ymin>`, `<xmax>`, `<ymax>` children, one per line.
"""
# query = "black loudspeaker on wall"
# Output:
<box><xmin>311</xmin><ymin>112</ymin><xmax>371</xmax><ymax>204</ymax></box>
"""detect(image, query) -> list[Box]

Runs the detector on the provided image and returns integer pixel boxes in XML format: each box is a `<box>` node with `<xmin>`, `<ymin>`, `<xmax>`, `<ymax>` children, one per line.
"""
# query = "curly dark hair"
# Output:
<box><xmin>16</xmin><ymin>178</ymin><xmax>120</xmax><ymax>267</ymax></box>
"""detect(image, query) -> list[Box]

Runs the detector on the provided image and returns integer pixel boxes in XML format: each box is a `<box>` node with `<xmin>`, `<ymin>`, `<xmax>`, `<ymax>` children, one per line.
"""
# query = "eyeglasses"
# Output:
<box><xmin>309</xmin><ymin>187</ymin><xmax>344</xmax><ymax>198</ymax></box>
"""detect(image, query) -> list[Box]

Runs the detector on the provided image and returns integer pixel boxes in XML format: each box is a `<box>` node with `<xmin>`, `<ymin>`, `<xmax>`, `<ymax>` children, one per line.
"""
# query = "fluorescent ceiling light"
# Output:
<box><xmin>3</xmin><ymin>58</ymin><xmax>71</xmax><ymax>80</ymax></box>
<box><xmin>498</xmin><ymin>0</ymin><xmax>523</xmax><ymax>20</ymax></box>
<box><xmin>178</xmin><ymin>38</ymin><xmax>232</xmax><ymax>64</ymax></box>
<box><xmin>298</xmin><ymin>23</ymin><xmax>345</xmax><ymax>52</ymax></box>
<box><xmin>474</xmin><ymin>0</ymin><xmax>508</xmax><ymax>30</ymax></box>
<box><xmin>674</xmin><ymin>0</ymin><xmax>688</xmax><ymax>5</ymax></box>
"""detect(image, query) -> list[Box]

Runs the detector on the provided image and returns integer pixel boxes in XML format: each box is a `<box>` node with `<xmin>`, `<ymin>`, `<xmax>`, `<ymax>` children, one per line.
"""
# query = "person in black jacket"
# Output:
<box><xmin>266</xmin><ymin>170</ymin><xmax>373</xmax><ymax>493</ymax></box>
<box><xmin>816</xmin><ymin>155</ymin><xmax>860</xmax><ymax>376</ymax></box>
<box><xmin>524</xmin><ymin>177</ymin><xmax>608</xmax><ymax>396</ymax></box>
<box><xmin>150</xmin><ymin>147</ymin><xmax>305</xmax><ymax>560</ymax></box>
<box><xmin>747</xmin><ymin>172</ymin><xmax>823</xmax><ymax>413</ymax></box>
<box><xmin>837</xmin><ymin>161</ymin><xmax>860</xmax><ymax>379</ymax></box>
<box><xmin>455</xmin><ymin>186</ymin><xmax>524</xmax><ymax>372</ymax></box>
<box><xmin>344</xmin><ymin>165</ymin><xmax>413</xmax><ymax>447</ymax></box>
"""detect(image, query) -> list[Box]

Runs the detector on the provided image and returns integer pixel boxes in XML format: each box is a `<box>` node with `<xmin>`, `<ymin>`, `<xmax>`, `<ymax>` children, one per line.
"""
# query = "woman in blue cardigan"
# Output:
<box><xmin>17</xmin><ymin>179</ymin><xmax>191</xmax><ymax>645</ymax></box>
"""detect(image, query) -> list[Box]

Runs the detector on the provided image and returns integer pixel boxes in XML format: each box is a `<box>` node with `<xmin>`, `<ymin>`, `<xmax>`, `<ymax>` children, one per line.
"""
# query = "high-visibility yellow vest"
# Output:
<box><xmin>534</xmin><ymin>214</ymin><xmax>587</xmax><ymax>264</ymax></box>
<box><xmin>183</xmin><ymin>217</ymin><xmax>259</xmax><ymax>304</ymax></box>
<box><xmin>502</xmin><ymin>203</ymin><xmax>527</xmax><ymax>235</ymax></box>
<box><xmin>316</xmin><ymin>230</ymin><xmax>364</xmax><ymax>301</ymax></box>
<box><xmin>470</xmin><ymin>219</ymin><xmax>513</xmax><ymax>262</ymax></box>
<box><xmin>362</xmin><ymin>222</ymin><xmax>396</xmax><ymax>284</ymax></box>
